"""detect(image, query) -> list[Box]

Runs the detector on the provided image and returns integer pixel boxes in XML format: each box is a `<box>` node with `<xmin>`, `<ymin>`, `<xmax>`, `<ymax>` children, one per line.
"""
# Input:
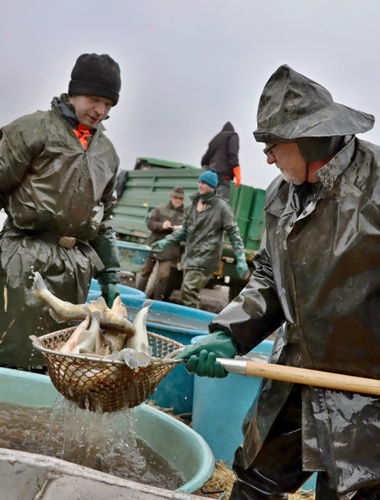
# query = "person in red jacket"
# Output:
<box><xmin>201</xmin><ymin>121</ymin><xmax>241</xmax><ymax>200</ymax></box>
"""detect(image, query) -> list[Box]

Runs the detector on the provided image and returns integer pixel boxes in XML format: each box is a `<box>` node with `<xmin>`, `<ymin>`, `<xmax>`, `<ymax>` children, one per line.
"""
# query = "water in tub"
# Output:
<box><xmin>0</xmin><ymin>396</ymin><xmax>185</xmax><ymax>489</ymax></box>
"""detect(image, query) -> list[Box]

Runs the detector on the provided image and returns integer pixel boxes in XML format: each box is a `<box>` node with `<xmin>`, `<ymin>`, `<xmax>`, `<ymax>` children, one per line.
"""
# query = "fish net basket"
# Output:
<box><xmin>31</xmin><ymin>327</ymin><xmax>183</xmax><ymax>413</ymax></box>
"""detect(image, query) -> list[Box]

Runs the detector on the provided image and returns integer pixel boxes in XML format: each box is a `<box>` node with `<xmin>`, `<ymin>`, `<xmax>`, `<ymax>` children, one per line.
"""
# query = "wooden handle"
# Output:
<box><xmin>218</xmin><ymin>358</ymin><xmax>380</xmax><ymax>396</ymax></box>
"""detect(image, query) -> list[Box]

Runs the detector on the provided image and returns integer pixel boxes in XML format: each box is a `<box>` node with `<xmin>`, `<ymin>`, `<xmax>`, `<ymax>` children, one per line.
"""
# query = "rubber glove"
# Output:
<box><xmin>100</xmin><ymin>283</ymin><xmax>120</xmax><ymax>307</ymax></box>
<box><xmin>235</xmin><ymin>251</ymin><xmax>249</xmax><ymax>278</ymax></box>
<box><xmin>233</xmin><ymin>166</ymin><xmax>241</xmax><ymax>187</ymax></box>
<box><xmin>151</xmin><ymin>238</ymin><xmax>170</xmax><ymax>252</ymax></box>
<box><xmin>175</xmin><ymin>331</ymin><xmax>237</xmax><ymax>378</ymax></box>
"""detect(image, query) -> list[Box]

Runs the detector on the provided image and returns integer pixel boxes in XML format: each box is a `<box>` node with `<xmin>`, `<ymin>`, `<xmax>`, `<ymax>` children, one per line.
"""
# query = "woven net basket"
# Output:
<box><xmin>31</xmin><ymin>327</ymin><xmax>183</xmax><ymax>413</ymax></box>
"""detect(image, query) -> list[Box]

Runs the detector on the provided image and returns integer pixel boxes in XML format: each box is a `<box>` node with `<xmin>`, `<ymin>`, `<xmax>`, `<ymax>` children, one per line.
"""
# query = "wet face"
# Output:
<box><xmin>70</xmin><ymin>95</ymin><xmax>114</xmax><ymax>128</ymax></box>
<box><xmin>265</xmin><ymin>142</ymin><xmax>307</xmax><ymax>185</ymax></box>
<box><xmin>198</xmin><ymin>181</ymin><xmax>215</xmax><ymax>195</ymax></box>
<box><xmin>170</xmin><ymin>195</ymin><xmax>184</xmax><ymax>209</ymax></box>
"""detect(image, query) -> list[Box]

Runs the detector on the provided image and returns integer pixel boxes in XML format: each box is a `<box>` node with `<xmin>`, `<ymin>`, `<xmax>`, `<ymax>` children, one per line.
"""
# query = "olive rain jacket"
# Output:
<box><xmin>162</xmin><ymin>192</ymin><xmax>244</xmax><ymax>272</ymax></box>
<box><xmin>210</xmin><ymin>136</ymin><xmax>380</xmax><ymax>494</ymax></box>
<box><xmin>146</xmin><ymin>201</ymin><xmax>184</xmax><ymax>262</ymax></box>
<box><xmin>201</xmin><ymin>122</ymin><xmax>239</xmax><ymax>181</ymax></box>
<box><xmin>0</xmin><ymin>94</ymin><xmax>120</xmax><ymax>369</ymax></box>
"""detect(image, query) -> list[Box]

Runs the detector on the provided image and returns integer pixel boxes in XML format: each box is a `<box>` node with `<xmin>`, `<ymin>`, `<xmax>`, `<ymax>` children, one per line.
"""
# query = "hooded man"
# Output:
<box><xmin>0</xmin><ymin>53</ymin><xmax>122</xmax><ymax>371</ymax></box>
<box><xmin>201</xmin><ymin>122</ymin><xmax>241</xmax><ymax>200</ymax></box>
<box><xmin>176</xmin><ymin>65</ymin><xmax>380</xmax><ymax>499</ymax></box>
<box><xmin>152</xmin><ymin>170</ymin><xmax>248</xmax><ymax>309</ymax></box>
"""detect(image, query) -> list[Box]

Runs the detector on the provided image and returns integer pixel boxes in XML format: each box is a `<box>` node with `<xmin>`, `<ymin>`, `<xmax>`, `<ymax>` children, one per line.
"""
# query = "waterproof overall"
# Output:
<box><xmin>0</xmin><ymin>94</ymin><xmax>120</xmax><ymax>369</ymax></box>
<box><xmin>211</xmin><ymin>137</ymin><xmax>380</xmax><ymax>497</ymax></box>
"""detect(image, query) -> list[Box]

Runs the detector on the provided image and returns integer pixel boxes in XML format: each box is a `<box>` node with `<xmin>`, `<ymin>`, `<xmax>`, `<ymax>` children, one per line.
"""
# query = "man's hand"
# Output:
<box><xmin>162</xmin><ymin>220</ymin><xmax>172</xmax><ymax>230</ymax></box>
<box><xmin>100</xmin><ymin>283</ymin><xmax>120</xmax><ymax>307</ymax></box>
<box><xmin>175</xmin><ymin>331</ymin><xmax>237</xmax><ymax>377</ymax></box>
<box><xmin>151</xmin><ymin>239</ymin><xmax>170</xmax><ymax>252</ymax></box>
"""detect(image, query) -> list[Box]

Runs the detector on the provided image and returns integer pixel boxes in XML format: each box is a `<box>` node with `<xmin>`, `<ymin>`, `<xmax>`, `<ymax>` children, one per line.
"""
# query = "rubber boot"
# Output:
<box><xmin>153</xmin><ymin>280</ymin><xmax>169</xmax><ymax>301</ymax></box>
<box><xmin>136</xmin><ymin>274</ymin><xmax>148</xmax><ymax>292</ymax></box>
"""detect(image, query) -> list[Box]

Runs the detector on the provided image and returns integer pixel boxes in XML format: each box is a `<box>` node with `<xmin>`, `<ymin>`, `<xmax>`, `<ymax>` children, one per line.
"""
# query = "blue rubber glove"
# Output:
<box><xmin>175</xmin><ymin>331</ymin><xmax>237</xmax><ymax>378</ymax></box>
<box><xmin>151</xmin><ymin>238</ymin><xmax>170</xmax><ymax>252</ymax></box>
<box><xmin>236</xmin><ymin>251</ymin><xmax>249</xmax><ymax>278</ymax></box>
<box><xmin>100</xmin><ymin>283</ymin><xmax>120</xmax><ymax>307</ymax></box>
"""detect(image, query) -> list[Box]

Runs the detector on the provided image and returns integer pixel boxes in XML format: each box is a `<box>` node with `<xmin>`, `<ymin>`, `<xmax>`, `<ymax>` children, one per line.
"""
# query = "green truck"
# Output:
<box><xmin>113</xmin><ymin>157</ymin><xmax>266</xmax><ymax>301</ymax></box>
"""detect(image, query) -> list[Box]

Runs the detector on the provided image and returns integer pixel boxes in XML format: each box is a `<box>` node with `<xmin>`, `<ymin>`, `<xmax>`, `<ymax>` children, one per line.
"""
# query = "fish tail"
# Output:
<box><xmin>32</xmin><ymin>271</ymin><xmax>48</xmax><ymax>298</ymax></box>
<box><xmin>123</xmin><ymin>348</ymin><xmax>152</xmax><ymax>369</ymax></box>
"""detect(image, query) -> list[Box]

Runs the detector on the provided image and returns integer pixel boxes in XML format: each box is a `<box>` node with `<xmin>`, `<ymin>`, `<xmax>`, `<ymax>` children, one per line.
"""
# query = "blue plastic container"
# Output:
<box><xmin>191</xmin><ymin>336</ymin><xmax>317</xmax><ymax>491</ymax></box>
<box><xmin>192</xmin><ymin>338</ymin><xmax>273</xmax><ymax>466</ymax></box>
<box><xmin>88</xmin><ymin>279</ymin><xmax>146</xmax><ymax>299</ymax></box>
<box><xmin>119</xmin><ymin>295</ymin><xmax>216</xmax><ymax>416</ymax></box>
<box><xmin>0</xmin><ymin>367</ymin><xmax>214</xmax><ymax>495</ymax></box>
<box><xmin>116</xmin><ymin>240</ymin><xmax>151</xmax><ymax>273</ymax></box>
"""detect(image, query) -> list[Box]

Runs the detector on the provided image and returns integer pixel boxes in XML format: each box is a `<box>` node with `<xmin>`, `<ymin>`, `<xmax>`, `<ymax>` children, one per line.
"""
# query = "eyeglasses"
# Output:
<box><xmin>263</xmin><ymin>144</ymin><xmax>278</xmax><ymax>160</ymax></box>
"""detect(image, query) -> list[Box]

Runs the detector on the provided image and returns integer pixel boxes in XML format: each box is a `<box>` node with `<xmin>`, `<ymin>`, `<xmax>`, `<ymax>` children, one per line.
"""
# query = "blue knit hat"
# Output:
<box><xmin>199</xmin><ymin>170</ymin><xmax>218</xmax><ymax>188</ymax></box>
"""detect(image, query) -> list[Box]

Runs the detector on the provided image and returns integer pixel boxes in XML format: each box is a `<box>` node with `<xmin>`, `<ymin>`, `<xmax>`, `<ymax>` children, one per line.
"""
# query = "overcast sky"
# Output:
<box><xmin>1</xmin><ymin>0</ymin><xmax>380</xmax><ymax>190</ymax></box>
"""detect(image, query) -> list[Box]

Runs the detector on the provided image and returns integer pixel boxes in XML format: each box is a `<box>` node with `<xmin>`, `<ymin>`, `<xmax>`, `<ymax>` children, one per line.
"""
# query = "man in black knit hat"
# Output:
<box><xmin>0</xmin><ymin>53</ymin><xmax>122</xmax><ymax>371</ymax></box>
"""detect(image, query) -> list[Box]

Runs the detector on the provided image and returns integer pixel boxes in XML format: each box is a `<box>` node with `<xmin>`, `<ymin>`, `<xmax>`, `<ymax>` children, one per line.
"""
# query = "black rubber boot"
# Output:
<box><xmin>153</xmin><ymin>280</ymin><xmax>169</xmax><ymax>301</ymax></box>
<box><xmin>135</xmin><ymin>275</ymin><xmax>148</xmax><ymax>292</ymax></box>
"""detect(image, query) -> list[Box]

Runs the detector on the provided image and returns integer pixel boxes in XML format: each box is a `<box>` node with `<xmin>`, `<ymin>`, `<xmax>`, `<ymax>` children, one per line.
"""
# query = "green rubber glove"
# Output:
<box><xmin>100</xmin><ymin>283</ymin><xmax>120</xmax><ymax>307</ymax></box>
<box><xmin>236</xmin><ymin>252</ymin><xmax>249</xmax><ymax>278</ymax></box>
<box><xmin>151</xmin><ymin>238</ymin><xmax>170</xmax><ymax>252</ymax></box>
<box><xmin>175</xmin><ymin>331</ymin><xmax>237</xmax><ymax>378</ymax></box>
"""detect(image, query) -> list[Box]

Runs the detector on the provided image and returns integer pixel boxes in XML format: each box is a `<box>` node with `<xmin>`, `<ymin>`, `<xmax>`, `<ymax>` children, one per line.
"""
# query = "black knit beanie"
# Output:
<box><xmin>68</xmin><ymin>53</ymin><xmax>121</xmax><ymax>106</ymax></box>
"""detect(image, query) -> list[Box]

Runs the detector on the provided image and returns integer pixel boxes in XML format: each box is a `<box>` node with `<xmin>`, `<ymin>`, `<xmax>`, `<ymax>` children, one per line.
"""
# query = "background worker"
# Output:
<box><xmin>152</xmin><ymin>170</ymin><xmax>248</xmax><ymax>309</ymax></box>
<box><xmin>136</xmin><ymin>186</ymin><xmax>185</xmax><ymax>301</ymax></box>
<box><xmin>176</xmin><ymin>64</ymin><xmax>380</xmax><ymax>498</ymax></box>
<box><xmin>201</xmin><ymin>121</ymin><xmax>241</xmax><ymax>200</ymax></box>
<box><xmin>0</xmin><ymin>53</ymin><xmax>122</xmax><ymax>371</ymax></box>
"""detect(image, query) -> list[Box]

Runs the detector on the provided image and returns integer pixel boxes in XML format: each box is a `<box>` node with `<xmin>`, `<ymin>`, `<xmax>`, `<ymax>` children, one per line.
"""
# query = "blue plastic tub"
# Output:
<box><xmin>192</xmin><ymin>337</ymin><xmax>274</xmax><ymax>467</ymax></box>
<box><xmin>116</xmin><ymin>240</ymin><xmax>151</xmax><ymax>273</ymax></box>
<box><xmin>0</xmin><ymin>367</ymin><xmax>214</xmax><ymax>495</ymax></box>
<box><xmin>88</xmin><ymin>279</ymin><xmax>146</xmax><ymax>298</ymax></box>
<box><xmin>191</xmin><ymin>336</ymin><xmax>317</xmax><ymax>492</ymax></box>
<box><xmin>118</xmin><ymin>295</ymin><xmax>216</xmax><ymax>416</ymax></box>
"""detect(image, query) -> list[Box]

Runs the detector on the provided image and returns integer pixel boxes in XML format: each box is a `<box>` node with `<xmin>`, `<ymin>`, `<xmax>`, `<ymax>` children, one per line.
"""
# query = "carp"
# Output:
<box><xmin>32</xmin><ymin>271</ymin><xmax>135</xmax><ymax>336</ymax></box>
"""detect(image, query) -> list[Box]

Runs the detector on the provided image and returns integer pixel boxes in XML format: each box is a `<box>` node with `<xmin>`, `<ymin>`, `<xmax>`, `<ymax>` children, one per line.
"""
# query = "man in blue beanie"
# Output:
<box><xmin>151</xmin><ymin>170</ymin><xmax>248</xmax><ymax>308</ymax></box>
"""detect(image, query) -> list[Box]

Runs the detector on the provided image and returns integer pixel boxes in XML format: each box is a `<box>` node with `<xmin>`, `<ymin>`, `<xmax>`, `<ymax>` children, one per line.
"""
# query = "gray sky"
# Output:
<box><xmin>1</xmin><ymin>0</ymin><xmax>379</xmax><ymax>189</ymax></box>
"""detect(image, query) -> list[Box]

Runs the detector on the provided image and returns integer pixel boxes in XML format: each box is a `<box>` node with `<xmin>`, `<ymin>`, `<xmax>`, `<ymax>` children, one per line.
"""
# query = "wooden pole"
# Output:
<box><xmin>217</xmin><ymin>358</ymin><xmax>380</xmax><ymax>396</ymax></box>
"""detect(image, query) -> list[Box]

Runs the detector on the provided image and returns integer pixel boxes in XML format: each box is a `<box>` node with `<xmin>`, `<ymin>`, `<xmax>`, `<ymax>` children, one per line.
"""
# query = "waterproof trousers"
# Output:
<box><xmin>180</xmin><ymin>269</ymin><xmax>212</xmax><ymax>309</ymax></box>
<box><xmin>216</xmin><ymin>179</ymin><xmax>231</xmax><ymax>201</ymax></box>
<box><xmin>139</xmin><ymin>254</ymin><xmax>173</xmax><ymax>282</ymax></box>
<box><xmin>230</xmin><ymin>385</ymin><xmax>380</xmax><ymax>499</ymax></box>
<box><xmin>137</xmin><ymin>254</ymin><xmax>176</xmax><ymax>300</ymax></box>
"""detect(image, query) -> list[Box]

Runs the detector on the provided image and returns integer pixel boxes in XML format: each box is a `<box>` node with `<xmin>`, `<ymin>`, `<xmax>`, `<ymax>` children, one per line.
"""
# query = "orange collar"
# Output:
<box><xmin>73</xmin><ymin>124</ymin><xmax>93</xmax><ymax>150</ymax></box>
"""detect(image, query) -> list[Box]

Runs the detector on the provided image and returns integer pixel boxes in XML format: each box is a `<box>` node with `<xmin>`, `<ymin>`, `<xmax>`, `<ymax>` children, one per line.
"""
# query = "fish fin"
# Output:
<box><xmin>89</xmin><ymin>297</ymin><xmax>109</xmax><ymax>311</ymax></box>
<box><xmin>123</xmin><ymin>348</ymin><xmax>151</xmax><ymax>369</ymax></box>
<box><xmin>111</xmin><ymin>295</ymin><xmax>128</xmax><ymax>317</ymax></box>
<box><xmin>106</xmin><ymin>348</ymin><xmax>126</xmax><ymax>361</ymax></box>
<box><xmin>82</xmin><ymin>305</ymin><xmax>101</xmax><ymax>323</ymax></box>
<box><xmin>142</xmin><ymin>299</ymin><xmax>153</xmax><ymax>309</ymax></box>
<box><xmin>140</xmin><ymin>343</ymin><xmax>153</xmax><ymax>357</ymax></box>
